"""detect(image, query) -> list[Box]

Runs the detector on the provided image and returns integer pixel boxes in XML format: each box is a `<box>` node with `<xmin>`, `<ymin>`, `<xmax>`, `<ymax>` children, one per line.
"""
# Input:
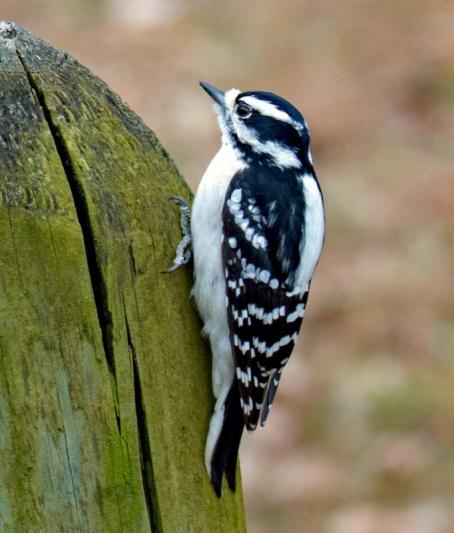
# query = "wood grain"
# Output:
<box><xmin>0</xmin><ymin>21</ymin><xmax>245</xmax><ymax>532</ymax></box>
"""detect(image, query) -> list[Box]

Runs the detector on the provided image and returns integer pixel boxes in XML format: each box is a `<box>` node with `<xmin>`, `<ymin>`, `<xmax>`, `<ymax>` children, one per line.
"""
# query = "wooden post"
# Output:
<box><xmin>0</xmin><ymin>21</ymin><xmax>246</xmax><ymax>532</ymax></box>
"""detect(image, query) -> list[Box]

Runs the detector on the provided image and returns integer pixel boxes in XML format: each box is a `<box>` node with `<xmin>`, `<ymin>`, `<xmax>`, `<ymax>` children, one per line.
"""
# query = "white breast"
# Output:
<box><xmin>191</xmin><ymin>143</ymin><xmax>246</xmax><ymax>398</ymax></box>
<box><xmin>294</xmin><ymin>174</ymin><xmax>325</xmax><ymax>291</ymax></box>
<box><xmin>191</xmin><ymin>144</ymin><xmax>246</xmax><ymax>321</ymax></box>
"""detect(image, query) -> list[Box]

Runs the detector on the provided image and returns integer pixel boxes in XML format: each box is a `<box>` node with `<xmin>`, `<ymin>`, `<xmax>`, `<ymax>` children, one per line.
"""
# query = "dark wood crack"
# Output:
<box><xmin>124</xmin><ymin>306</ymin><xmax>162</xmax><ymax>533</ymax></box>
<box><xmin>15</xmin><ymin>47</ymin><xmax>121</xmax><ymax>432</ymax></box>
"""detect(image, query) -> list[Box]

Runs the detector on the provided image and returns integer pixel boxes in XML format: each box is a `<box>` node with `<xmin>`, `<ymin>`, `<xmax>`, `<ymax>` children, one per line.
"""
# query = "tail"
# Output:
<box><xmin>205</xmin><ymin>383</ymin><xmax>244</xmax><ymax>497</ymax></box>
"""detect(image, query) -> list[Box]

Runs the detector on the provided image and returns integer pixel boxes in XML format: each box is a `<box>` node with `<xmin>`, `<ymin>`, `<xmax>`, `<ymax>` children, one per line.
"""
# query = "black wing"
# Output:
<box><xmin>222</xmin><ymin>167</ymin><xmax>309</xmax><ymax>430</ymax></box>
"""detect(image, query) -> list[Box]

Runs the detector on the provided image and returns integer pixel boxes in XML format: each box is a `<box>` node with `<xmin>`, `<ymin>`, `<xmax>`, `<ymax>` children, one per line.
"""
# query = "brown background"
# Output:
<box><xmin>2</xmin><ymin>1</ymin><xmax>453</xmax><ymax>531</ymax></box>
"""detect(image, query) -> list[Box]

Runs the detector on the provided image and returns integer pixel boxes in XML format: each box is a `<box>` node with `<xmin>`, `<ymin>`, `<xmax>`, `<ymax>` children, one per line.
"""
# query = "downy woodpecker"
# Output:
<box><xmin>168</xmin><ymin>82</ymin><xmax>325</xmax><ymax>496</ymax></box>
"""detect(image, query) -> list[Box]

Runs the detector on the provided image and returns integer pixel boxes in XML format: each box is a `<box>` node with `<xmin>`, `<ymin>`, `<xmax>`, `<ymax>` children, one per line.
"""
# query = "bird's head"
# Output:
<box><xmin>200</xmin><ymin>81</ymin><xmax>312</xmax><ymax>170</ymax></box>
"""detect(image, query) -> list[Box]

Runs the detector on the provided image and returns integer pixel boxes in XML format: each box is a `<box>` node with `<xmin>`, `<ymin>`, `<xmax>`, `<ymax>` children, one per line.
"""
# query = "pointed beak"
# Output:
<box><xmin>199</xmin><ymin>81</ymin><xmax>225</xmax><ymax>106</ymax></box>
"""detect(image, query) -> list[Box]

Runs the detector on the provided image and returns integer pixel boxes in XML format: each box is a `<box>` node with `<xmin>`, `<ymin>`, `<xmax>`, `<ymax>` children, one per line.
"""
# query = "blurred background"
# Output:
<box><xmin>2</xmin><ymin>1</ymin><xmax>453</xmax><ymax>531</ymax></box>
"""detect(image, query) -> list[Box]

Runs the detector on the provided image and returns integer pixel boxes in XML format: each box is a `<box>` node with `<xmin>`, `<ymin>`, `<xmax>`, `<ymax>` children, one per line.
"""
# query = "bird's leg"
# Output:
<box><xmin>165</xmin><ymin>196</ymin><xmax>192</xmax><ymax>272</ymax></box>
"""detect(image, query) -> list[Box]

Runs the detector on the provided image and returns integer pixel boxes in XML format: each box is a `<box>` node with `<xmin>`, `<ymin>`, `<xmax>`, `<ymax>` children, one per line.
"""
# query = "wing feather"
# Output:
<box><xmin>222</xmin><ymin>168</ymin><xmax>308</xmax><ymax>430</ymax></box>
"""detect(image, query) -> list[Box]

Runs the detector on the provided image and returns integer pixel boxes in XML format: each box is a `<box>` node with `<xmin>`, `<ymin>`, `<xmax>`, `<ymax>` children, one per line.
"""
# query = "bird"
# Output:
<box><xmin>167</xmin><ymin>81</ymin><xmax>325</xmax><ymax>496</ymax></box>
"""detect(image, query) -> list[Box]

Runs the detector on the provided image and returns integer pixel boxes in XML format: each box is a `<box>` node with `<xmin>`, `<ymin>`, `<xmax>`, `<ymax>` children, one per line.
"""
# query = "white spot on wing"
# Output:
<box><xmin>252</xmin><ymin>234</ymin><xmax>267</xmax><ymax>250</ymax></box>
<box><xmin>287</xmin><ymin>303</ymin><xmax>306</xmax><ymax>322</ymax></box>
<box><xmin>231</xmin><ymin>188</ymin><xmax>242</xmax><ymax>203</ymax></box>
<box><xmin>245</xmin><ymin>227</ymin><xmax>254</xmax><ymax>241</ymax></box>
<box><xmin>259</xmin><ymin>270</ymin><xmax>270</xmax><ymax>283</ymax></box>
<box><xmin>228</xmin><ymin>201</ymin><xmax>240</xmax><ymax>214</ymax></box>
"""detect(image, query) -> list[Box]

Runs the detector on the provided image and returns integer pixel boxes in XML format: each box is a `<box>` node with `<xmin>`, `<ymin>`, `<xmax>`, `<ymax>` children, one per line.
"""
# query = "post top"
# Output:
<box><xmin>0</xmin><ymin>21</ymin><xmax>17</xmax><ymax>39</ymax></box>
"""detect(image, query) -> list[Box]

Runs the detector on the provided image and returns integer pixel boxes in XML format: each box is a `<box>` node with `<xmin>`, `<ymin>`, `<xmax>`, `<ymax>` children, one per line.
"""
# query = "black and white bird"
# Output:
<box><xmin>168</xmin><ymin>82</ymin><xmax>325</xmax><ymax>496</ymax></box>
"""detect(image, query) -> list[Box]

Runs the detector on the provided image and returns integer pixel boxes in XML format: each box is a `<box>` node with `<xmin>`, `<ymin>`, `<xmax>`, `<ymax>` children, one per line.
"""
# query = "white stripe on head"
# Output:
<box><xmin>241</xmin><ymin>96</ymin><xmax>293</xmax><ymax>123</ymax></box>
<box><xmin>241</xmin><ymin>96</ymin><xmax>305</xmax><ymax>132</ymax></box>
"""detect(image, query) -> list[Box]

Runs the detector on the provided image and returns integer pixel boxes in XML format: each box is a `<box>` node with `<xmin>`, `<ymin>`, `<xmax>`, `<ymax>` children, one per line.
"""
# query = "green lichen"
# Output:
<box><xmin>0</xmin><ymin>22</ymin><xmax>246</xmax><ymax>533</ymax></box>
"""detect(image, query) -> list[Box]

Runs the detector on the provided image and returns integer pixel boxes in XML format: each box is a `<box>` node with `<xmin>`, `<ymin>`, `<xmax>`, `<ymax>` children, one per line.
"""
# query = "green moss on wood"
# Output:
<box><xmin>0</xmin><ymin>21</ymin><xmax>246</xmax><ymax>533</ymax></box>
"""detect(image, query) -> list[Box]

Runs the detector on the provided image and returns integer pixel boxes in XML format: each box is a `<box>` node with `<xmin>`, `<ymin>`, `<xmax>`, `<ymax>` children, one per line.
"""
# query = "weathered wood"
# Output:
<box><xmin>0</xmin><ymin>21</ymin><xmax>246</xmax><ymax>532</ymax></box>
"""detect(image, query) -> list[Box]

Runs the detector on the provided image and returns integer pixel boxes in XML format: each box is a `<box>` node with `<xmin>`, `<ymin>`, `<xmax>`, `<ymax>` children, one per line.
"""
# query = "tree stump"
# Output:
<box><xmin>0</xmin><ymin>21</ymin><xmax>245</xmax><ymax>532</ymax></box>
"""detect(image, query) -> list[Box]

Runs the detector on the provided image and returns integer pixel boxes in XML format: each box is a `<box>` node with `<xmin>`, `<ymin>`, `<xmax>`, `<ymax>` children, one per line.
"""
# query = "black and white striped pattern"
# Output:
<box><xmin>222</xmin><ymin>168</ymin><xmax>312</xmax><ymax>430</ymax></box>
<box><xmin>192</xmin><ymin>82</ymin><xmax>325</xmax><ymax>495</ymax></box>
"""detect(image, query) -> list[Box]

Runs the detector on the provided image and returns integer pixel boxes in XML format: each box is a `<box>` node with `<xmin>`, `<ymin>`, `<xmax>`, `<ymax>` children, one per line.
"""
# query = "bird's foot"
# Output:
<box><xmin>165</xmin><ymin>196</ymin><xmax>192</xmax><ymax>272</ymax></box>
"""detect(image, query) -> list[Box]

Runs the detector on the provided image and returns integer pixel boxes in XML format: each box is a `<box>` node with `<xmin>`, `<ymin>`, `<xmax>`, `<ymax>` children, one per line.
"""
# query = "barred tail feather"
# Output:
<box><xmin>205</xmin><ymin>383</ymin><xmax>244</xmax><ymax>497</ymax></box>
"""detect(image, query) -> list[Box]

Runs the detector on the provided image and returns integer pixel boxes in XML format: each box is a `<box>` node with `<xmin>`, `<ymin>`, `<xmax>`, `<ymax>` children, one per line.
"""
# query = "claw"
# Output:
<box><xmin>169</xmin><ymin>195</ymin><xmax>189</xmax><ymax>208</ymax></box>
<box><xmin>165</xmin><ymin>195</ymin><xmax>193</xmax><ymax>273</ymax></box>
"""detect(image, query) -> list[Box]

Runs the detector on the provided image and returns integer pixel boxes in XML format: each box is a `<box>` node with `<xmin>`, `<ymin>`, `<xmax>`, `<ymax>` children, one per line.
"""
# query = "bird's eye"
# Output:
<box><xmin>236</xmin><ymin>103</ymin><xmax>252</xmax><ymax>119</ymax></box>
